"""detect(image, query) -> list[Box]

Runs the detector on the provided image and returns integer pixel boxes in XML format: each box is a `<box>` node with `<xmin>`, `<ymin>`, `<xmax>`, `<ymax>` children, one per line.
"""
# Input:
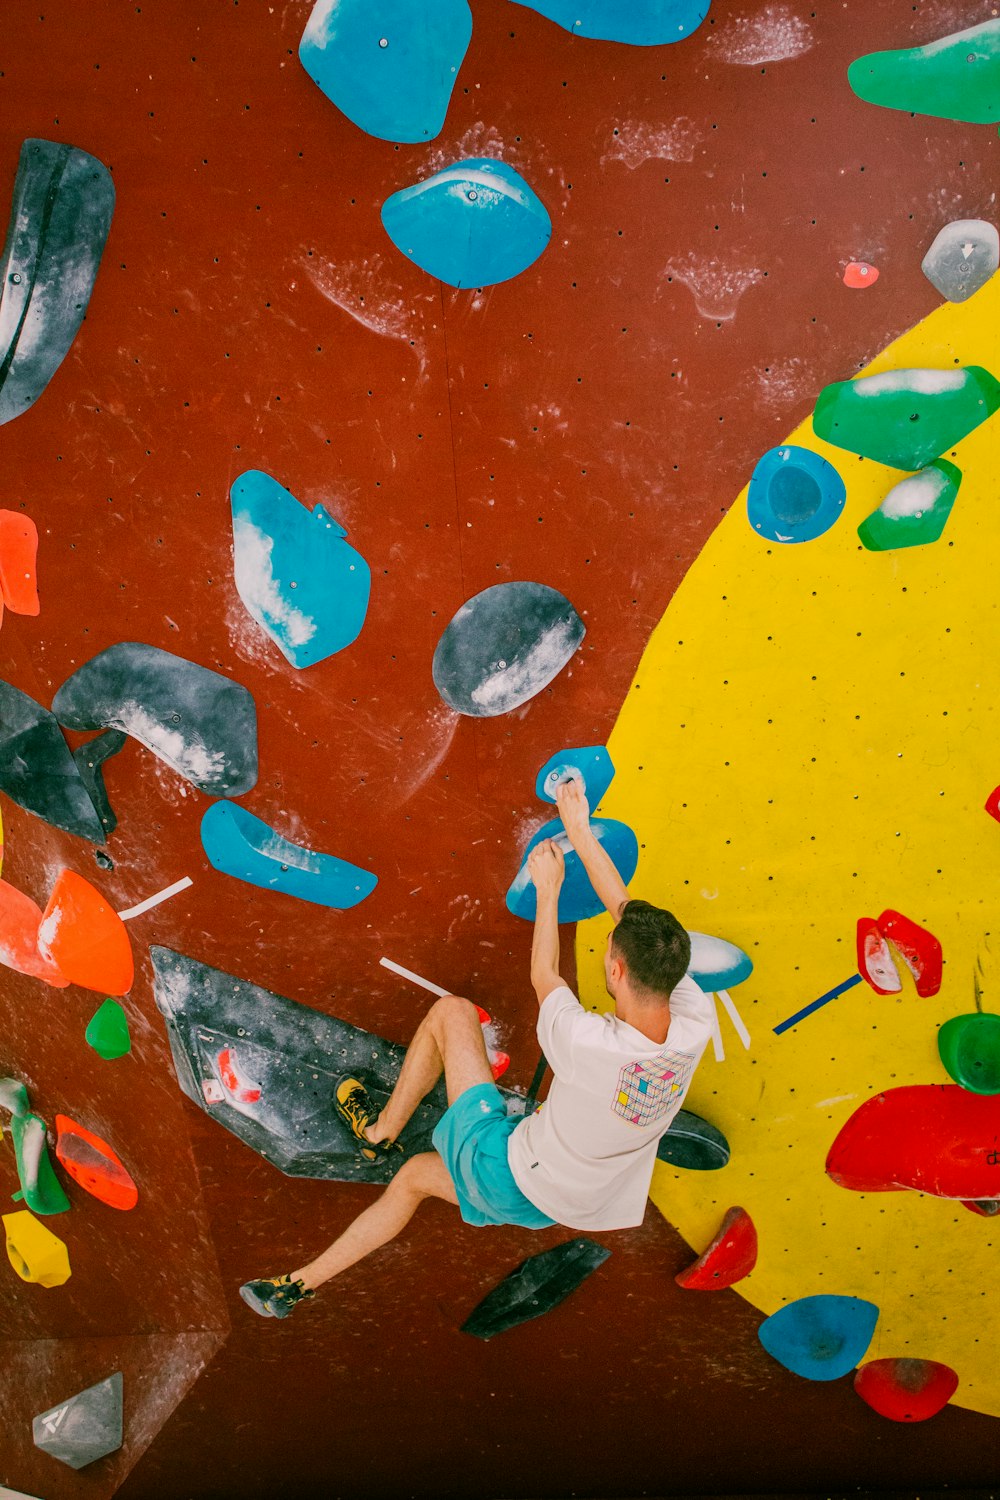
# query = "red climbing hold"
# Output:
<box><xmin>217</xmin><ymin>1047</ymin><xmax>262</xmax><ymax>1104</ymax></box>
<box><xmin>489</xmin><ymin>1049</ymin><xmax>510</xmax><ymax>1081</ymax></box>
<box><xmin>856</xmin><ymin>916</ymin><xmax>901</xmax><ymax>995</ymax></box>
<box><xmin>0</xmin><ymin>879</ymin><xmax>68</xmax><ymax>987</ymax></box>
<box><xmin>986</xmin><ymin>785</ymin><xmax>1000</xmax><ymax>823</ymax></box>
<box><xmin>0</xmin><ymin>510</ymin><xmax>39</xmax><ymax>616</ymax></box>
<box><xmin>877</xmin><ymin>909</ymin><xmax>942</xmax><ymax>997</ymax></box>
<box><xmin>37</xmin><ymin>869</ymin><xmax>134</xmax><ymax>995</ymax></box>
<box><xmin>826</xmin><ymin>1084</ymin><xmax>1000</xmax><ymax>1199</ymax></box>
<box><xmin>675</xmin><ymin>1205</ymin><xmax>758</xmax><ymax>1290</ymax></box>
<box><xmin>54</xmin><ymin>1115</ymin><xmax>138</xmax><ymax>1211</ymax></box>
<box><xmin>961</xmin><ymin>1198</ymin><xmax>1000</xmax><ymax>1216</ymax></box>
<box><xmin>843</xmin><ymin>261</ymin><xmax>879</xmax><ymax>288</ymax></box>
<box><xmin>854</xmin><ymin>1358</ymin><xmax>958</xmax><ymax>1422</ymax></box>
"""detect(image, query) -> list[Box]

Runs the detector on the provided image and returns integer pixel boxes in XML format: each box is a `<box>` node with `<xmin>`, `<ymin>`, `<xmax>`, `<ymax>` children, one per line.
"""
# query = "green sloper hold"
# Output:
<box><xmin>848</xmin><ymin>20</ymin><xmax>1000</xmax><ymax>125</ymax></box>
<box><xmin>813</xmin><ymin>366</ymin><xmax>1000</xmax><ymax>471</ymax></box>
<box><xmin>858</xmin><ymin>460</ymin><xmax>961</xmax><ymax>551</ymax></box>
<box><xmin>85</xmin><ymin>998</ymin><xmax>131</xmax><ymax>1060</ymax></box>
<box><xmin>938</xmin><ymin>1013</ymin><xmax>1000</xmax><ymax>1095</ymax></box>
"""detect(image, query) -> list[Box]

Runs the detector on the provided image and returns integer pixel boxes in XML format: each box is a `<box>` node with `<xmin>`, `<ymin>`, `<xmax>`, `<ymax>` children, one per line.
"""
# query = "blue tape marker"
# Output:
<box><xmin>773</xmin><ymin>972</ymin><xmax>862</xmax><ymax>1036</ymax></box>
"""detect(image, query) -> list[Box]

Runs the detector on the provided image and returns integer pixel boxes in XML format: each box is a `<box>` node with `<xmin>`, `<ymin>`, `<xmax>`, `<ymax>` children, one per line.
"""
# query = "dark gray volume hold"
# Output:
<box><xmin>656</xmin><ymin>1108</ymin><xmax>730</xmax><ymax>1171</ymax></box>
<box><xmin>72</xmin><ymin>728</ymin><xmax>127</xmax><ymax>838</ymax></box>
<box><xmin>0</xmin><ymin>139</ymin><xmax>115</xmax><ymax>426</ymax></box>
<box><xmin>461</xmin><ymin>1238</ymin><xmax>610</xmax><ymax>1340</ymax></box>
<box><xmin>432</xmin><ymin>581</ymin><xmax>585</xmax><ymax>717</ymax></box>
<box><xmin>0</xmin><ymin>678</ymin><xmax>107</xmax><ymax>842</ymax></box>
<box><xmin>53</xmin><ymin>642</ymin><xmax>258</xmax><ymax>797</ymax></box>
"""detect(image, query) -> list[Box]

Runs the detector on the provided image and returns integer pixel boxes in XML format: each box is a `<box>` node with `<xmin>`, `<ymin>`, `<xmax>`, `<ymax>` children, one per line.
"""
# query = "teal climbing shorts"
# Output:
<box><xmin>432</xmin><ymin>1082</ymin><xmax>556</xmax><ymax>1230</ymax></box>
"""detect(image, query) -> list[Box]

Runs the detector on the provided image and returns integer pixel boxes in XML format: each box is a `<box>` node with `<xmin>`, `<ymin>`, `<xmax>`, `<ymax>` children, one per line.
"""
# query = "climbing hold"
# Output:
<box><xmin>52</xmin><ymin>641</ymin><xmax>258</xmax><ymax>797</ymax></box>
<box><xmin>37</xmin><ymin>869</ymin><xmax>134</xmax><ymax>996</ymax></box>
<box><xmin>506</xmin><ymin>817</ymin><xmax>639</xmax><ymax>923</ymax></box>
<box><xmin>0</xmin><ymin>679</ymin><xmax>109</xmax><ymax>843</ymax></box>
<box><xmin>962</xmin><ymin>1197</ymin><xmax>1000</xmax><ymax>1216</ymax></box>
<box><xmin>813</xmin><ymin>366</ymin><xmax>1000</xmax><ymax>471</ymax></box>
<box><xmin>876</xmin><ymin>908</ymin><xmax>942</xmax><ymax>997</ymax></box>
<box><xmin>655</xmin><ymin>1107</ymin><xmax>730</xmax><ymax>1170</ymax></box>
<box><xmin>10</xmin><ymin>1113</ymin><xmax>70</xmax><ymax>1216</ymax></box>
<box><xmin>216</xmin><ymin>1047</ymin><xmax>263</xmax><ymax>1105</ymax></box>
<box><xmin>72</xmin><ymin>728</ymin><xmax>127</xmax><ymax>840</ymax></box>
<box><xmin>382</xmin><ymin>159</ymin><xmax>551</xmax><ymax>289</ymax></box>
<box><xmin>759</xmin><ymin>1294</ymin><xmax>879</xmax><ymax>1381</ymax></box>
<box><xmin>986</xmin><ymin>785</ymin><xmax>1000</xmax><ymax>823</ymax></box>
<box><xmin>675</xmin><ymin>1206</ymin><xmax>757</xmax><ymax>1289</ymax></box>
<box><xmin>826</xmin><ymin>1084</ymin><xmax>1000</xmax><ymax>1198</ymax></box>
<box><xmin>843</xmin><ymin>261</ymin><xmax>879</xmax><ymax>288</ymax></box>
<box><xmin>32</xmin><ymin>1371</ymin><xmax>123</xmax><ymax>1470</ymax></box>
<box><xmin>0</xmin><ymin>879</ymin><xmax>69</xmax><ymax>987</ymax></box>
<box><xmin>938</xmin><ymin>1012</ymin><xmax>1000</xmax><ymax>1095</ymax></box>
<box><xmin>854</xmin><ymin>1358</ymin><xmax>959</xmax><ymax>1422</ymax></box>
<box><xmin>0</xmin><ymin>139</ymin><xmax>114</xmax><ymax>427</ymax></box>
<box><xmin>0</xmin><ymin>1077</ymin><xmax>30</xmax><ymax>1117</ymax></box>
<box><xmin>432</xmin><ymin>581</ymin><xmax>585</xmax><ymax>716</ymax></box>
<box><xmin>85</xmin><ymin>998</ymin><xmax>132</xmax><ymax>1060</ymax></box>
<box><xmin>857</xmin><ymin>460</ymin><xmax>961</xmax><ymax>552</ymax></box>
<box><xmin>848</xmin><ymin>20</ymin><xmax>1000</xmax><ymax>125</ymax></box>
<box><xmin>922</xmin><ymin>219</ymin><xmax>999</xmax><ymax>303</ymax></box>
<box><xmin>461</xmin><ymin>1238</ymin><xmax>610</xmax><ymax>1339</ymax></box>
<box><xmin>856</xmin><ymin>916</ymin><xmax>901</xmax><ymax>995</ymax></box>
<box><xmin>299</xmin><ymin>0</ymin><xmax>472</xmax><ymax>143</ymax></box>
<box><xmin>511</xmin><ymin>0</ymin><xmax>709</xmax><ymax>46</ymax></box>
<box><xmin>230</xmin><ymin>470</ymin><xmax>371</xmax><ymax>668</ymax></box>
<box><xmin>54</xmin><ymin>1116</ymin><xmax>138</xmax><ymax>1211</ymax></box>
<box><xmin>200</xmin><ymin>801</ymin><xmax>377</xmax><ymax>910</ymax></box>
<box><xmin>535</xmin><ymin>745</ymin><xmax>615</xmax><ymax>809</ymax></box>
<box><xmin>687</xmin><ymin>931</ymin><xmax>753</xmax><ymax>990</ymax></box>
<box><xmin>0</xmin><ymin>511</ymin><xmax>39</xmax><ymax>615</ymax></box>
<box><xmin>2</xmin><ymin>1209</ymin><xmax>71</xmax><ymax>1287</ymax></box>
<box><xmin>746</xmin><ymin>445</ymin><xmax>846</xmax><ymax>544</ymax></box>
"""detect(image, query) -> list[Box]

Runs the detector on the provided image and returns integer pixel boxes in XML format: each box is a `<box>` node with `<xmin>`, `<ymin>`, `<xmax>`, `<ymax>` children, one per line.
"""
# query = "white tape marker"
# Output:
<box><xmin>118</xmin><ymin>875</ymin><xmax>193</xmax><ymax>922</ymax></box>
<box><xmin>718</xmin><ymin>988</ymin><xmax>751</xmax><ymax>1050</ymax></box>
<box><xmin>379</xmin><ymin>956</ymin><xmax>450</xmax><ymax>997</ymax></box>
<box><xmin>707</xmin><ymin>992</ymin><xmax>725</xmax><ymax>1063</ymax></box>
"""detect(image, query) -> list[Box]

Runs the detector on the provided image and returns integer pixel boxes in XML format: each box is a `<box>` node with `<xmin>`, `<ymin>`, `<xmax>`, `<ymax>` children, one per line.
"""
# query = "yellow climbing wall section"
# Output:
<box><xmin>575</xmin><ymin>275</ymin><xmax>1000</xmax><ymax>1417</ymax></box>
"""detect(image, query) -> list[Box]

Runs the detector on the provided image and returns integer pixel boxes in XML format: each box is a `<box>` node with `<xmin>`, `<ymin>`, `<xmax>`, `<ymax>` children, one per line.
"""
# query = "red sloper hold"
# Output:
<box><xmin>54</xmin><ymin>1115</ymin><xmax>139</xmax><ymax>1211</ymax></box>
<box><xmin>856</xmin><ymin>916</ymin><xmax>901</xmax><ymax>995</ymax></box>
<box><xmin>986</xmin><ymin>786</ymin><xmax>1000</xmax><ymax>824</ymax></box>
<box><xmin>675</xmin><ymin>1206</ymin><xmax>758</xmax><ymax>1290</ymax></box>
<box><xmin>854</xmin><ymin>1358</ymin><xmax>958</xmax><ymax>1422</ymax></box>
<box><xmin>877</xmin><ymin>909</ymin><xmax>942</xmax><ymax>997</ymax></box>
<box><xmin>826</xmin><ymin>1085</ymin><xmax>1000</xmax><ymax>1199</ymax></box>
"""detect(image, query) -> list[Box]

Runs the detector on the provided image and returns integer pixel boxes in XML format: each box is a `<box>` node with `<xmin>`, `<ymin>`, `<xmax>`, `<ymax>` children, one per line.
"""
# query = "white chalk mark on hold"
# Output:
<box><xmin>119</xmin><ymin>875</ymin><xmax>193</xmax><ymax>922</ymax></box>
<box><xmin>707</xmin><ymin>993</ymin><xmax>725</xmax><ymax>1062</ymax></box>
<box><xmin>717</xmin><ymin>989</ymin><xmax>751</xmax><ymax>1050</ymax></box>
<box><xmin>380</xmin><ymin>956</ymin><xmax>450</xmax><ymax>997</ymax></box>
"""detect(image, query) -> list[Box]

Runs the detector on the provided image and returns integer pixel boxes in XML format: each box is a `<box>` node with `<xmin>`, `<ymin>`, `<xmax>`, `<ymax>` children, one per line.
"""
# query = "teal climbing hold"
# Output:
<box><xmin>858</xmin><ymin>460</ymin><xmax>962</xmax><ymax>551</ymax></box>
<box><xmin>758</xmin><ymin>1294</ymin><xmax>879</xmax><ymax>1381</ymax></box>
<box><xmin>200</xmin><ymin>801</ymin><xmax>377</xmax><ymax>910</ymax></box>
<box><xmin>85</xmin><ymin>998</ymin><xmax>132</xmax><ymax>1060</ymax></box>
<box><xmin>813</xmin><ymin>366</ymin><xmax>1000</xmax><ymax>471</ymax></box>
<box><xmin>512</xmin><ymin>0</ymin><xmax>710</xmax><ymax>47</ymax></box>
<box><xmin>10</xmin><ymin>1113</ymin><xmax>70</xmax><ymax>1216</ymax></box>
<box><xmin>848</xmin><ymin>20</ymin><xmax>1000</xmax><ymax>125</ymax></box>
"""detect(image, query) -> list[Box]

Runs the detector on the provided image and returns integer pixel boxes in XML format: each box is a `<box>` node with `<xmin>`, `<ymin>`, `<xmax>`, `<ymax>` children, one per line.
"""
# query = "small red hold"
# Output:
<box><xmin>854</xmin><ymin>1358</ymin><xmax>958</xmax><ymax>1422</ymax></box>
<box><xmin>675</xmin><ymin>1206</ymin><xmax>757</xmax><ymax>1290</ymax></box>
<box><xmin>843</xmin><ymin>260</ymin><xmax>879</xmax><ymax>288</ymax></box>
<box><xmin>877</xmin><ymin>908</ymin><xmax>942</xmax><ymax>997</ymax></box>
<box><xmin>490</xmin><ymin>1049</ymin><xmax>510</xmax><ymax>1081</ymax></box>
<box><xmin>217</xmin><ymin>1047</ymin><xmax>262</xmax><ymax>1104</ymax></box>
<box><xmin>54</xmin><ymin>1115</ymin><xmax>138</xmax><ymax>1211</ymax></box>
<box><xmin>985</xmin><ymin>785</ymin><xmax>1000</xmax><ymax>824</ymax></box>
<box><xmin>856</xmin><ymin>916</ymin><xmax>901</xmax><ymax>995</ymax></box>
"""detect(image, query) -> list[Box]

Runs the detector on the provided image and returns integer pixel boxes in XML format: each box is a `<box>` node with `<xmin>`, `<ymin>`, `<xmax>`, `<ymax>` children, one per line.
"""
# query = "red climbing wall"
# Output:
<box><xmin>1</xmin><ymin>1</ymin><xmax>999</xmax><ymax>1495</ymax></box>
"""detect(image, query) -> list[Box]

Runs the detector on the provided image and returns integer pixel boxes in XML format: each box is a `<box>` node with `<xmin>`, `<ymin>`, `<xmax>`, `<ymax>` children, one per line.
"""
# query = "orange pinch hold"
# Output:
<box><xmin>54</xmin><ymin>1115</ymin><xmax>138</xmax><ymax>1211</ymax></box>
<box><xmin>0</xmin><ymin>510</ymin><xmax>39</xmax><ymax>615</ymax></box>
<box><xmin>37</xmin><ymin>869</ymin><xmax>133</xmax><ymax>995</ymax></box>
<box><xmin>0</xmin><ymin>878</ymin><xmax>68</xmax><ymax>987</ymax></box>
<box><xmin>843</xmin><ymin>260</ymin><xmax>879</xmax><ymax>288</ymax></box>
<box><xmin>675</xmin><ymin>1205</ymin><xmax>758</xmax><ymax>1290</ymax></box>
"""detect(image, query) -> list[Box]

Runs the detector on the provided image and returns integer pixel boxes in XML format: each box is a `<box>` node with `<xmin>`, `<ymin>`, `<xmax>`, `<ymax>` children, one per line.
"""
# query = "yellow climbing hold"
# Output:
<box><xmin>3</xmin><ymin>1208</ymin><xmax>71</xmax><ymax>1287</ymax></box>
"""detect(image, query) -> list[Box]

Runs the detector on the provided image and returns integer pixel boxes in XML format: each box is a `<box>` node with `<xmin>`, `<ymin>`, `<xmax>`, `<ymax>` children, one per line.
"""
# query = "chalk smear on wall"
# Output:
<box><xmin>711</xmin><ymin>5</ymin><xmax>813</xmax><ymax>66</ymax></box>
<box><xmin>302</xmin><ymin>249</ymin><xmax>426</xmax><ymax>350</ymax></box>
<box><xmin>389</xmin><ymin>704</ymin><xmax>461</xmax><ymax>809</ymax></box>
<box><xmin>603</xmin><ymin>117</ymin><xmax>707</xmax><ymax>170</ymax></box>
<box><xmin>662</xmin><ymin>252</ymin><xmax>765</xmax><ymax>322</ymax></box>
<box><xmin>754</xmin><ymin>356</ymin><xmax>815</xmax><ymax>412</ymax></box>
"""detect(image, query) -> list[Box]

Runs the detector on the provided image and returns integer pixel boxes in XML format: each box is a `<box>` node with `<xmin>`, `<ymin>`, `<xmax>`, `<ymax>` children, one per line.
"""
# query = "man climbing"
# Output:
<box><xmin>240</xmin><ymin>777</ymin><xmax>713</xmax><ymax>1317</ymax></box>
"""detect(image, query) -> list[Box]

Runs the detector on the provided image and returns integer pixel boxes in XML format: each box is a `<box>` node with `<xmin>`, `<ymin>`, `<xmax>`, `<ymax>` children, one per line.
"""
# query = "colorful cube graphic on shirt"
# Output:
<box><xmin>612</xmin><ymin>1051</ymin><xmax>695</xmax><ymax>1127</ymax></box>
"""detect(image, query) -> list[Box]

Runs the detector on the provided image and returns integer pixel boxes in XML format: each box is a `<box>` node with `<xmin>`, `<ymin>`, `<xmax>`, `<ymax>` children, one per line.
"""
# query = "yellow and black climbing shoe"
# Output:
<box><xmin>334</xmin><ymin>1077</ymin><xmax>402</xmax><ymax>1161</ymax></box>
<box><xmin>239</xmin><ymin>1274</ymin><xmax>315</xmax><ymax>1319</ymax></box>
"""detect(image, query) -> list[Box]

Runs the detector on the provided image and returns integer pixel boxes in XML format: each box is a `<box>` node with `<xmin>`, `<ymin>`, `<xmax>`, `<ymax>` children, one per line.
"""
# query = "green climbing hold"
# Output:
<box><xmin>858</xmin><ymin>460</ymin><xmax>961</xmax><ymax>551</ymax></box>
<box><xmin>813</xmin><ymin>366</ymin><xmax>1000</xmax><ymax>471</ymax></box>
<box><xmin>938</xmin><ymin>1013</ymin><xmax>1000</xmax><ymax>1095</ymax></box>
<box><xmin>85</xmin><ymin>998</ymin><xmax>132</xmax><ymax>1060</ymax></box>
<box><xmin>10</xmin><ymin>1113</ymin><xmax>70</xmax><ymax>1215</ymax></box>
<box><xmin>848</xmin><ymin>20</ymin><xmax>1000</xmax><ymax>125</ymax></box>
<box><xmin>0</xmin><ymin>1077</ymin><xmax>31</xmax><ymax>1118</ymax></box>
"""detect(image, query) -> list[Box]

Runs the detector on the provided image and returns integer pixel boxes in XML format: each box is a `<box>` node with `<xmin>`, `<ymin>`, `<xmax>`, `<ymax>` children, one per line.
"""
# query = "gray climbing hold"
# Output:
<box><xmin>32</xmin><ymin>1371</ymin><xmax>123</xmax><ymax>1470</ymax></box>
<box><xmin>922</xmin><ymin>219</ymin><xmax>999</xmax><ymax>302</ymax></box>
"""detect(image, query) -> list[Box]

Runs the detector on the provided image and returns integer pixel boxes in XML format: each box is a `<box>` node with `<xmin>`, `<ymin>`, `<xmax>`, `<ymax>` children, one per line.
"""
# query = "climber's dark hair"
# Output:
<box><xmin>610</xmin><ymin>899</ymin><xmax>690</xmax><ymax>1000</ymax></box>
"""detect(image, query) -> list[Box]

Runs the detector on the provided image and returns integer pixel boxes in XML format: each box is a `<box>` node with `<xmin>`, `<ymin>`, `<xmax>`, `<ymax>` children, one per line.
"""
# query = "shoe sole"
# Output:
<box><xmin>239</xmin><ymin>1283</ymin><xmax>277</xmax><ymax>1318</ymax></box>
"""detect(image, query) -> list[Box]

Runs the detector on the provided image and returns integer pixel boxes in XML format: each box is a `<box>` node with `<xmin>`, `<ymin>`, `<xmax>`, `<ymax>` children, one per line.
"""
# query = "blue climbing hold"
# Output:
<box><xmin>511</xmin><ymin>0</ymin><xmax>709</xmax><ymax>46</ymax></box>
<box><xmin>299</xmin><ymin>0</ymin><xmax>472</xmax><ymax>143</ymax></box>
<box><xmin>687</xmin><ymin>932</ymin><xmax>753</xmax><ymax>990</ymax></box>
<box><xmin>535</xmin><ymin>746</ymin><xmax>615</xmax><ymax>809</ymax></box>
<box><xmin>506</xmin><ymin>817</ymin><xmax>639</xmax><ymax>923</ymax></box>
<box><xmin>382</xmin><ymin>158</ymin><xmax>551</xmax><ymax>289</ymax></box>
<box><xmin>747</xmin><ymin>445</ymin><xmax>846</xmax><ymax>544</ymax></box>
<box><xmin>758</xmin><ymin>1294</ymin><xmax>879</xmax><ymax>1381</ymax></box>
<box><xmin>230</xmin><ymin>470</ymin><xmax>370</xmax><ymax>669</ymax></box>
<box><xmin>200</xmin><ymin>802</ymin><xmax>377</xmax><ymax>910</ymax></box>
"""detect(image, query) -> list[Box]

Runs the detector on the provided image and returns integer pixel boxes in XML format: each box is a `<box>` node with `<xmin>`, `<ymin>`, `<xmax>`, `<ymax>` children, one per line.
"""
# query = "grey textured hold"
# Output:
<box><xmin>32</xmin><ymin>1371</ymin><xmax>123</xmax><ymax>1470</ymax></box>
<box><xmin>921</xmin><ymin>219</ymin><xmax>999</xmax><ymax>303</ymax></box>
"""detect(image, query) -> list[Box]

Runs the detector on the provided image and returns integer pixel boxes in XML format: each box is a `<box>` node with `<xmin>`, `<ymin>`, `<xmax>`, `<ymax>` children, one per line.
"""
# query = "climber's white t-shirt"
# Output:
<box><xmin>506</xmin><ymin>979</ymin><xmax>713</xmax><ymax>1230</ymax></box>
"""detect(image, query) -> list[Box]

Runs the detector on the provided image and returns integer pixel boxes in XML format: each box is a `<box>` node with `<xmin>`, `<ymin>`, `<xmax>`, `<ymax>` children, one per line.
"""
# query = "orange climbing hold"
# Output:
<box><xmin>843</xmin><ymin>261</ymin><xmax>879</xmax><ymax>288</ymax></box>
<box><xmin>0</xmin><ymin>879</ymin><xmax>68</xmax><ymax>987</ymax></box>
<box><xmin>37</xmin><ymin>870</ymin><xmax>133</xmax><ymax>995</ymax></box>
<box><xmin>54</xmin><ymin>1115</ymin><xmax>138</xmax><ymax>1211</ymax></box>
<box><xmin>675</xmin><ymin>1205</ymin><xmax>758</xmax><ymax>1290</ymax></box>
<box><xmin>0</xmin><ymin>511</ymin><xmax>39</xmax><ymax>615</ymax></box>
